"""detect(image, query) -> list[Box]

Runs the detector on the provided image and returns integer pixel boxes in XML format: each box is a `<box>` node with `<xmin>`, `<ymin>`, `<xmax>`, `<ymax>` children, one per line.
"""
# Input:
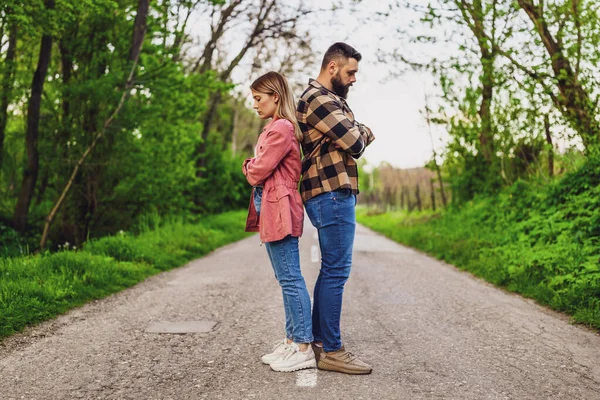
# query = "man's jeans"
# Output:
<box><xmin>265</xmin><ymin>235</ymin><xmax>314</xmax><ymax>343</ymax></box>
<box><xmin>304</xmin><ymin>188</ymin><xmax>356</xmax><ymax>352</ymax></box>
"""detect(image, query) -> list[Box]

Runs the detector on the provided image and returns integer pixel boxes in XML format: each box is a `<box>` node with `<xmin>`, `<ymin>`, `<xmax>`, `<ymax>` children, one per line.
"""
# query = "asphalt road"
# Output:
<box><xmin>2</xmin><ymin>222</ymin><xmax>600</xmax><ymax>400</ymax></box>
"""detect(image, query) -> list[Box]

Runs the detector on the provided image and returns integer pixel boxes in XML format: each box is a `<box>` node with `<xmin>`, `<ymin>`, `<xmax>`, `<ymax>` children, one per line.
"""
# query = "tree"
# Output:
<box><xmin>0</xmin><ymin>0</ymin><xmax>321</xmax><ymax>248</ymax></box>
<box><xmin>0</xmin><ymin>4</ymin><xmax>18</xmax><ymax>170</ymax></box>
<box><xmin>383</xmin><ymin>0</ymin><xmax>521</xmax><ymax>197</ymax></box>
<box><xmin>508</xmin><ymin>0</ymin><xmax>600</xmax><ymax>151</ymax></box>
<box><xmin>193</xmin><ymin>0</ymin><xmax>313</xmax><ymax>176</ymax></box>
<box><xmin>380</xmin><ymin>0</ymin><xmax>599</xmax><ymax>202</ymax></box>
<box><xmin>39</xmin><ymin>0</ymin><xmax>150</xmax><ymax>250</ymax></box>
<box><xmin>13</xmin><ymin>0</ymin><xmax>55</xmax><ymax>234</ymax></box>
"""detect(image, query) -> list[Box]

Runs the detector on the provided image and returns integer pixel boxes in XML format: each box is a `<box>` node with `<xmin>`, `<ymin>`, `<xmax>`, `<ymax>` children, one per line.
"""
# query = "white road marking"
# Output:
<box><xmin>311</xmin><ymin>245</ymin><xmax>319</xmax><ymax>263</ymax></box>
<box><xmin>296</xmin><ymin>369</ymin><xmax>318</xmax><ymax>387</ymax></box>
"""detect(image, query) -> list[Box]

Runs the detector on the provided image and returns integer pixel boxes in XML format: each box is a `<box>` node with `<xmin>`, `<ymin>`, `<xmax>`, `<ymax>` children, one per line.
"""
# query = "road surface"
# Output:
<box><xmin>2</xmin><ymin>223</ymin><xmax>600</xmax><ymax>399</ymax></box>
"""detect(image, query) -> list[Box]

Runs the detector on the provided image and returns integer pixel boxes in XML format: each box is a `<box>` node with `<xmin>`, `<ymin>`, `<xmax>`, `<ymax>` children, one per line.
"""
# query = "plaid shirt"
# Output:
<box><xmin>296</xmin><ymin>79</ymin><xmax>375</xmax><ymax>202</ymax></box>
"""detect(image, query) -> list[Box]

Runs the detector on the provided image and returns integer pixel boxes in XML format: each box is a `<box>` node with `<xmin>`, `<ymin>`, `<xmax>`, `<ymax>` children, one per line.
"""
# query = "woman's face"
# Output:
<box><xmin>252</xmin><ymin>89</ymin><xmax>278</xmax><ymax>120</ymax></box>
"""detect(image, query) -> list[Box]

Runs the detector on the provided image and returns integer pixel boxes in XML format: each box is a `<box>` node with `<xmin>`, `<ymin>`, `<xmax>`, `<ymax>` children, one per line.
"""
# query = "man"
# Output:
<box><xmin>296</xmin><ymin>42</ymin><xmax>375</xmax><ymax>375</ymax></box>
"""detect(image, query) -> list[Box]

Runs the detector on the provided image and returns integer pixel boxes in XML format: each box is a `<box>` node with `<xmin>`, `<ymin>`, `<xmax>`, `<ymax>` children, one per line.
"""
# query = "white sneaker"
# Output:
<box><xmin>270</xmin><ymin>342</ymin><xmax>316</xmax><ymax>372</ymax></box>
<box><xmin>261</xmin><ymin>339</ymin><xmax>291</xmax><ymax>365</ymax></box>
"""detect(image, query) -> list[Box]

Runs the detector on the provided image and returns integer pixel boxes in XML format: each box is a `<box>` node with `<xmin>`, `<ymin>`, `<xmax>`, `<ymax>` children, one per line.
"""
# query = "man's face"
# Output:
<box><xmin>330</xmin><ymin>57</ymin><xmax>359</xmax><ymax>99</ymax></box>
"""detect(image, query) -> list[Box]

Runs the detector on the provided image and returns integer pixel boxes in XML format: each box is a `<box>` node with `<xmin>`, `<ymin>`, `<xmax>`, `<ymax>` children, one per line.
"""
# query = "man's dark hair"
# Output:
<box><xmin>320</xmin><ymin>42</ymin><xmax>362</xmax><ymax>71</ymax></box>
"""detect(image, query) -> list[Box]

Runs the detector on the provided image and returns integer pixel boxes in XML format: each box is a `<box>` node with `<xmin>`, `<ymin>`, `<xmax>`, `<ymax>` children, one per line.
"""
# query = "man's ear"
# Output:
<box><xmin>328</xmin><ymin>60</ymin><xmax>338</xmax><ymax>75</ymax></box>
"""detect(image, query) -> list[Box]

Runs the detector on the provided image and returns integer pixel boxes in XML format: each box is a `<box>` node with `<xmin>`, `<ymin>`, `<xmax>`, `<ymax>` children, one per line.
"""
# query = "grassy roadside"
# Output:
<box><xmin>357</xmin><ymin>164</ymin><xmax>600</xmax><ymax>330</ymax></box>
<box><xmin>0</xmin><ymin>210</ymin><xmax>252</xmax><ymax>341</ymax></box>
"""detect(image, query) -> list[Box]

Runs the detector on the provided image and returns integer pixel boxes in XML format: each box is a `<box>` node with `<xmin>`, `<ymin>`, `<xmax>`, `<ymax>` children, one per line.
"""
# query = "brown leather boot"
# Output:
<box><xmin>311</xmin><ymin>342</ymin><xmax>324</xmax><ymax>362</ymax></box>
<box><xmin>317</xmin><ymin>346</ymin><xmax>372</xmax><ymax>375</ymax></box>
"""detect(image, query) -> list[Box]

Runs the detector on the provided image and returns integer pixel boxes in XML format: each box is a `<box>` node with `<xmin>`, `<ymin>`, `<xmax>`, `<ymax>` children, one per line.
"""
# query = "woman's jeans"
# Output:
<box><xmin>304</xmin><ymin>188</ymin><xmax>356</xmax><ymax>352</ymax></box>
<box><xmin>253</xmin><ymin>187</ymin><xmax>263</xmax><ymax>214</ymax></box>
<box><xmin>265</xmin><ymin>235</ymin><xmax>313</xmax><ymax>344</ymax></box>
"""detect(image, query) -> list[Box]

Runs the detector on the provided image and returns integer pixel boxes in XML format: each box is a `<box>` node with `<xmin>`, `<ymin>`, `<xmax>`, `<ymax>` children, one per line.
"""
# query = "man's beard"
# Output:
<box><xmin>331</xmin><ymin>73</ymin><xmax>351</xmax><ymax>99</ymax></box>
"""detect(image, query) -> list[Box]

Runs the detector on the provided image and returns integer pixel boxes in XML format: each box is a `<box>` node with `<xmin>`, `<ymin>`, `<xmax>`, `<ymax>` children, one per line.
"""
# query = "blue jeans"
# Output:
<box><xmin>304</xmin><ymin>188</ymin><xmax>356</xmax><ymax>352</ymax></box>
<box><xmin>253</xmin><ymin>187</ymin><xmax>263</xmax><ymax>214</ymax></box>
<box><xmin>265</xmin><ymin>235</ymin><xmax>313</xmax><ymax>343</ymax></box>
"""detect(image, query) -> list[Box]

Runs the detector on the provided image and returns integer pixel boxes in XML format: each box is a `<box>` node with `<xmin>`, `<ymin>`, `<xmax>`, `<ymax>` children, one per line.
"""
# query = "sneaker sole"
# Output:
<box><xmin>261</xmin><ymin>355</ymin><xmax>284</xmax><ymax>365</ymax></box>
<box><xmin>270</xmin><ymin>359</ymin><xmax>317</xmax><ymax>372</ymax></box>
<box><xmin>317</xmin><ymin>360</ymin><xmax>372</xmax><ymax>375</ymax></box>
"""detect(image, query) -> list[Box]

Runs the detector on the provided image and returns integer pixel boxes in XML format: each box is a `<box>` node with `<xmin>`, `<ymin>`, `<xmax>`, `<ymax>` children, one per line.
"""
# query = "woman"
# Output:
<box><xmin>242</xmin><ymin>71</ymin><xmax>315</xmax><ymax>372</ymax></box>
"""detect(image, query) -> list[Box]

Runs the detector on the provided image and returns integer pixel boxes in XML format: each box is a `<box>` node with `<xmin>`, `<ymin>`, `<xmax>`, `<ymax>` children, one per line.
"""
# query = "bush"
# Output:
<box><xmin>0</xmin><ymin>220</ymin><xmax>35</xmax><ymax>258</ymax></box>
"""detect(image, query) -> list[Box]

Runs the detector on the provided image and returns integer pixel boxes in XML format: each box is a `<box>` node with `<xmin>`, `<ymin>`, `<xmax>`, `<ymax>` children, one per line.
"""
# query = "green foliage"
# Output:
<box><xmin>196</xmin><ymin>137</ymin><xmax>251</xmax><ymax>214</ymax></box>
<box><xmin>0</xmin><ymin>210</ymin><xmax>252</xmax><ymax>340</ymax></box>
<box><xmin>358</xmin><ymin>157</ymin><xmax>600</xmax><ymax>329</ymax></box>
<box><xmin>0</xmin><ymin>220</ymin><xmax>33</xmax><ymax>257</ymax></box>
<box><xmin>0</xmin><ymin>1</ymin><xmax>254</xmax><ymax>247</ymax></box>
<box><xmin>547</xmin><ymin>157</ymin><xmax>600</xmax><ymax>205</ymax></box>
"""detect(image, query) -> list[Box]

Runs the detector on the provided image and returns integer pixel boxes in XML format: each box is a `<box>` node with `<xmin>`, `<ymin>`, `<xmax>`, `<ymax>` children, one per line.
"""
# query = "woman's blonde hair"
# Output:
<box><xmin>251</xmin><ymin>71</ymin><xmax>303</xmax><ymax>142</ymax></box>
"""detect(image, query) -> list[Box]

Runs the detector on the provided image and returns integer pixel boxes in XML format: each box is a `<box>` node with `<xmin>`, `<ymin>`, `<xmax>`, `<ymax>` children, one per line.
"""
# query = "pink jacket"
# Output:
<box><xmin>242</xmin><ymin>118</ymin><xmax>304</xmax><ymax>242</ymax></box>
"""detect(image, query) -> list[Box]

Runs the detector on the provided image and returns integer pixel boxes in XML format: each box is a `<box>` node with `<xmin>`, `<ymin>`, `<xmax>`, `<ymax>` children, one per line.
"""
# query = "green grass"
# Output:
<box><xmin>358</xmin><ymin>163</ymin><xmax>600</xmax><ymax>330</ymax></box>
<box><xmin>0</xmin><ymin>210</ymin><xmax>252</xmax><ymax>341</ymax></box>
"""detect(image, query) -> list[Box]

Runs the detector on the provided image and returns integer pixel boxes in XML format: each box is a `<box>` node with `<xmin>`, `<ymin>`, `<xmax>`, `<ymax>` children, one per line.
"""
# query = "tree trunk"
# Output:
<box><xmin>415</xmin><ymin>184</ymin><xmax>422</xmax><ymax>212</ymax></box>
<box><xmin>129</xmin><ymin>0</ymin><xmax>149</xmax><ymax>62</ymax></box>
<box><xmin>406</xmin><ymin>186</ymin><xmax>414</xmax><ymax>212</ymax></box>
<box><xmin>231</xmin><ymin>99</ymin><xmax>240</xmax><ymax>156</ymax></box>
<box><xmin>430</xmin><ymin>179</ymin><xmax>436</xmax><ymax>211</ymax></box>
<box><xmin>456</xmin><ymin>0</ymin><xmax>497</xmax><ymax>165</ymax></box>
<box><xmin>36</xmin><ymin>40</ymin><xmax>75</xmax><ymax>208</ymax></box>
<box><xmin>471</xmin><ymin>0</ymin><xmax>496</xmax><ymax>166</ymax></box>
<box><xmin>35</xmin><ymin>170</ymin><xmax>49</xmax><ymax>206</ymax></box>
<box><xmin>437</xmin><ymin>171</ymin><xmax>447</xmax><ymax>207</ymax></box>
<box><xmin>400</xmin><ymin>186</ymin><xmax>406</xmax><ymax>210</ymax></box>
<box><xmin>479</xmin><ymin>56</ymin><xmax>495</xmax><ymax>163</ymax></box>
<box><xmin>544</xmin><ymin>114</ymin><xmax>554</xmax><ymax>177</ymax></box>
<box><xmin>196</xmin><ymin>91</ymin><xmax>222</xmax><ymax>173</ymax></box>
<box><xmin>60</xmin><ymin>39</ymin><xmax>73</xmax><ymax>147</ymax></box>
<box><xmin>14</xmin><ymin>1</ymin><xmax>55</xmax><ymax>233</ymax></box>
<box><xmin>0</xmin><ymin>22</ymin><xmax>17</xmax><ymax>170</ymax></box>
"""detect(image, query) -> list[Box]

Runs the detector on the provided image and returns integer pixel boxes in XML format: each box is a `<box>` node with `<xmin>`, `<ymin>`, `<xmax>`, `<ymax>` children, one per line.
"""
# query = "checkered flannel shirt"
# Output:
<box><xmin>296</xmin><ymin>79</ymin><xmax>375</xmax><ymax>202</ymax></box>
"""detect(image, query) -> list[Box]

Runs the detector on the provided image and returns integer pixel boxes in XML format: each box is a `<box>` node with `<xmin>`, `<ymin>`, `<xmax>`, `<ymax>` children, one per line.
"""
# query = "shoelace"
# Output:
<box><xmin>280</xmin><ymin>344</ymin><xmax>300</xmax><ymax>360</ymax></box>
<box><xmin>272</xmin><ymin>339</ymin><xmax>288</xmax><ymax>351</ymax></box>
<box><xmin>340</xmin><ymin>351</ymin><xmax>357</xmax><ymax>363</ymax></box>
